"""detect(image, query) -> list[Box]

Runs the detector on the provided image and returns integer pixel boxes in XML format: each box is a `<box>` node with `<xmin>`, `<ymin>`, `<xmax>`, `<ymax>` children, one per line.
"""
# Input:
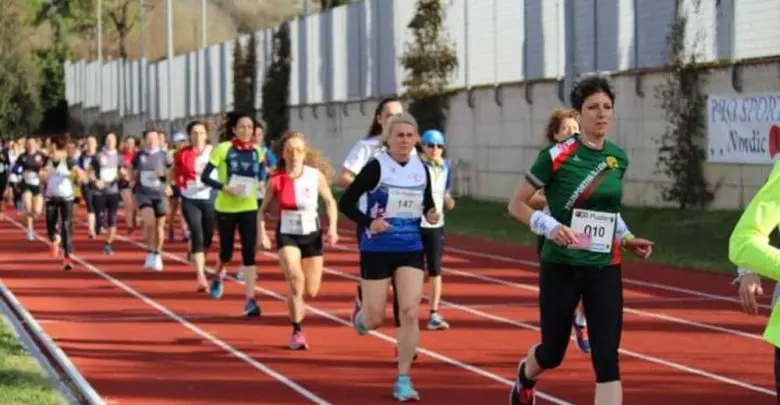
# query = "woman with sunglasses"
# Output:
<box><xmin>258</xmin><ymin>131</ymin><xmax>338</xmax><ymax>350</ymax></box>
<box><xmin>200</xmin><ymin>111</ymin><xmax>265</xmax><ymax>317</ymax></box>
<box><xmin>339</xmin><ymin>112</ymin><xmax>438</xmax><ymax>401</ymax></box>
<box><xmin>418</xmin><ymin>129</ymin><xmax>456</xmax><ymax>330</ymax></box>
<box><xmin>43</xmin><ymin>133</ymin><xmax>77</xmax><ymax>271</ymax></box>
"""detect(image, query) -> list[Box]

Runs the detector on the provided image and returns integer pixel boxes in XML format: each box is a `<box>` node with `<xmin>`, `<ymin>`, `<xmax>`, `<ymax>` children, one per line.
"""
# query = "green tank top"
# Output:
<box><xmin>525</xmin><ymin>134</ymin><xmax>629</xmax><ymax>267</ymax></box>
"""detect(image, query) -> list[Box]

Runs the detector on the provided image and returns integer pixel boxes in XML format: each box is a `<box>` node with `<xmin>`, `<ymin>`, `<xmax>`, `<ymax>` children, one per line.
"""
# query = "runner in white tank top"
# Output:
<box><xmin>258</xmin><ymin>131</ymin><xmax>338</xmax><ymax>351</ymax></box>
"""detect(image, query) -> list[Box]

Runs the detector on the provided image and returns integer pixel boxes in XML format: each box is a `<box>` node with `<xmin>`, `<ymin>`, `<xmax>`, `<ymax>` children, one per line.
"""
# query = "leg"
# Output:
<box><xmin>279</xmin><ymin>245</ymin><xmax>310</xmax><ymax>349</ymax></box>
<box><xmin>44</xmin><ymin>200</ymin><xmax>58</xmax><ymax>246</ymax></box>
<box><xmin>84</xmin><ymin>188</ymin><xmax>96</xmax><ymax>237</ymax></box>
<box><xmin>393</xmin><ymin>261</ymin><xmax>425</xmax><ymax>375</ymax></box>
<box><xmin>237</xmin><ymin>210</ymin><xmax>259</xmax><ymax>316</ymax></box>
<box><xmin>104</xmin><ymin>194</ymin><xmax>120</xmax><ymax>249</ymax></box>
<box><xmin>120</xmin><ymin>188</ymin><xmax>134</xmax><ymax>231</ymax></box>
<box><xmin>422</xmin><ymin>227</ymin><xmax>448</xmax><ymax>330</ymax></box>
<box><xmin>356</xmin><ymin>252</ymin><xmax>393</xmax><ymax>331</ymax></box>
<box><xmin>582</xmin><ymin>265</ymin><xmax>624</xmax><ymax>405</ymax></box>
<box><xmin>153</xmin><ymin>198</ymin><xmax>168</xmax><ymax>253</ymax></box>
<box><xmin>59</xmin><ymin>200</ymin><xmax>74</xmax><ymax>258</ymax></box>
<box><xmin>22</xmin><ymin>189</ymin><xmax>33</xmax><ymax>235</ymax></box>
<box><xmin>181</xmin><ymin>198</ymin><xmax>207</xmax><ymax>288</ymax></box>
<box><xmin>210</xmin><ymin>212</ymin><xmax>237</xmax><ymax>299</ymax></box>
<box><xmin>201</xmin><ymin>201</ymin><xmax>216</xmax><ymax>251</ymax></box>
<box><xmin>93</xmin><ymin>193</ymin><xmax>108</xmax><ymax>241</ymax></box>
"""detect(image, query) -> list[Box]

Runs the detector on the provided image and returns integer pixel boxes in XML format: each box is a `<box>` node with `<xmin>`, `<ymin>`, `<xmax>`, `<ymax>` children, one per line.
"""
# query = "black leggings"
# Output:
<box><xmin>94</xmin><ymin>193</ymin><xmax>120</xmax><ymax>230</ymax></box>
<box><xmin>534</xmin><ymin>261</ymin><xmax>623</xmax><ymax>383</ymax></box>
<box><xmin>45</xmin><ymin>199</ymin><xmax>74</xmax><ymax>257</ymax></box>
<box><xmin>216</xmin><ymin>210</ymin><xmax>257</xmax><ymax>266</ymax></box>
<box><xmin>181</xmin><ymin>198</ymin><xmax>215</xmax><ymax>254</ymax></box>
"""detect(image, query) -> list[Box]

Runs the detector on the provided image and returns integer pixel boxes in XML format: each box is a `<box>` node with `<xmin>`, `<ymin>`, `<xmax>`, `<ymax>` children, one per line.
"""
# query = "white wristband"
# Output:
<box><xmin>615</xmin><ymin>214</ymin><xmax>630</xmax><ymax>240</ymax></box>
<box><xmin>529</xmin><ymin>210</ymin><xmax>562</xmax><ymax>239</ymax></box>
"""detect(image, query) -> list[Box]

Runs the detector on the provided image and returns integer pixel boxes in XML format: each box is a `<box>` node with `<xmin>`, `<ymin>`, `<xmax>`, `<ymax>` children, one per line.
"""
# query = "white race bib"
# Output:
<box><xmin>280</xmin><ymin>210</ymin><xmax>318</xmax><ymax>235</ymax></box>
<box><xmin>385</xmin><ymin>188</ymin><xmax>423</xmax><ymax>218</ymax></box>
<box><xmin>139</xmin><ymin>170</ymin><xmax>160</xmax><ymax>188</ymax></box>
<box><xmin>22</xmin><ymin>171</ymin><xmax>39</xmax><ymax>186</ymax></box>
<box><xmin>227</xmin><ymin>175</ymin><xmax>256</xmax><ymax>198</ymax></box>
<box><xmin>49</xmin><ymin>176</ymin><xmax>73</xmax><ymax>198</ymax></box>
<box><xmin>568</xmin><ymin>208</ymin><xmax>616</xmax><ymax>254</ymax></box>
<box><xmin>100</xmin><ymin>167</ymin><xmax>118</xmax><ymax>182</ymax></box>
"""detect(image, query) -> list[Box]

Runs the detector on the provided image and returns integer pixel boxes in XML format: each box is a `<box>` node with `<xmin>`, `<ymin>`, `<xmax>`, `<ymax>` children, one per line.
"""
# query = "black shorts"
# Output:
<box><xmin>118</xmin><ymin>179</ymin><xmax>130</xmax><ymax>190</ymax></box>
<box><xmin>359</xmin><ymin>251</ymin><xmax>424</xmax><ymax>281</ymax></box>
<box><xmin>421</xmin><ymin>227</ymin><xmax>444</xmax><ymax>277</ymax></box>
<box><xmin>136</xmin><ymin>194</ymin><xmax>168</xmax><ymax>218</ymax></box>
<box><xmin>21</xmin><ymin>183</ymin><xmax>41</xmax><ymax>196</ymax></box>
<box><xmin>276</xmin><ymin>226</ymin><xmax>323</xmax><ymax>259</ymax></box>
<box><xmin>82</xmin><ymin>186</ymin><xmax>96</xmax><ymax>213</ymax></box>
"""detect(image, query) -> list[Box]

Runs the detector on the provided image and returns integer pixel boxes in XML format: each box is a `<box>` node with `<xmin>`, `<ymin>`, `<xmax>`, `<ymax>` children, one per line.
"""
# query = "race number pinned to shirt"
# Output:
<box><xmin>568</xmin><ymin>208</ymin><xmax>616</xmax><ymax>254</ymax></box>
<box><xmin>227</xmin><ymin>175</ymin><xmax>256</xmax><ymax>198</ymax></box>
<box><xmin>280</xmin><ymin>210</ymin><xmax>317</xmax><ymax>235</ymax></box>
<box><xmin>385</xmin><ymin>188</ymin><xmax>423</xmax><ymax>218</ymax></box>
<box><xmin>100</xmin><ymin>167</ymin><xmax>118</xmax><ymax>182</ymax></box>
<box><xmin>139</xmin><ymin>170</ymin><xmax>161</xmax><ymax>188</ymax></box>
<box><xmin>22</xmin><ymin>171</ymin><xmax>39</xmax><ymax>186</ymax></box>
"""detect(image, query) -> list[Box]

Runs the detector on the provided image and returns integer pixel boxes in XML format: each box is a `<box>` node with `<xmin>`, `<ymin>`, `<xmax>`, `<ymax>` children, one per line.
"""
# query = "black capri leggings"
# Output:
<box><xmin>421</xmin><ymin>227</ymin><xmax>444</xmax><ymax>277</ymax></box>
<box><xmin>534</xmin><ymin>261</ymin><xmax>623</xmax><ymax>383</ymax></box>
<box><xmin>45</xmin><ymin>198</ymin><xmax>74</xmax><ymax>257</ymax></box>
<box><xmin>94</xmin><ymin>193</ymin><xmax>120</xmax><ymax>230</ymax></box>
<box><xmin>181</xmin><ymin>198</ymin><xmax>216</xmax><ymax>254</ymax></box>
<box><xmin>216</xmin><ymin>210</ymin><xmax>257</xmax><ymax>266</ymax></box>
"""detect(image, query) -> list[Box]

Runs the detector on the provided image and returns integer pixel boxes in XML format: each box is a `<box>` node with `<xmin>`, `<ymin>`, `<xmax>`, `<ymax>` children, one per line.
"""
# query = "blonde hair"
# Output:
<box><xmin>273</xmin><ymin>131</ymin><xmax>333</xmax><ymax>183</ymax></box>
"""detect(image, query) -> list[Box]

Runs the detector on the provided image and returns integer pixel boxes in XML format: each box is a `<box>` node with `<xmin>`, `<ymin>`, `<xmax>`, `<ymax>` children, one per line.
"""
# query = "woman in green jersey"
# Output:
<box><xmin>729</xmin><ymin>163</ymin><xmax>780</xmax><ymax>398</ymax></box>
<box><xmin>506</xmin><ymin>75</ymin><xmax>653</xmax><ymax>405</ymax></box>
<box><xmin>200</xmin><ymin>111</ymin><xmax>265</xmax><ymax>317</ymax></box>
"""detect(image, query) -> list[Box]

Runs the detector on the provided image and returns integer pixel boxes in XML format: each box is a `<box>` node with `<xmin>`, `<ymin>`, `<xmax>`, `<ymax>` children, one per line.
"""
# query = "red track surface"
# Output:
<box><xmin>0</xmin><ymin>206</ymin><xmax>776</xmax><ymax>404</ymax></box>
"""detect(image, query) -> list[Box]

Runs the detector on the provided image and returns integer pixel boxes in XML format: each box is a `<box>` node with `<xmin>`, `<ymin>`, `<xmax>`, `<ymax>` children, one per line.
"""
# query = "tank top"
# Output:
<box><xmin>271</xmin><ymin>165</ymin><xmax>320</xmax><ymax>236</ymax></box>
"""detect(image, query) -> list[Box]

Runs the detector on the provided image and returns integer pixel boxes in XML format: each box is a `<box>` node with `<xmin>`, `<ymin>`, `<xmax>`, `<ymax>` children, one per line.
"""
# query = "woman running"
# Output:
<box><xmin>0</xmin><ymin>140</ymin><xmax>11</xmax><ymax>219</ymax></box>
<box><xmin>339</xmin><ymin>112</ymin><xmax>438</xmax><ymax>401</ymax></box>
<box><xmin>119</xmin><ymin>136</ymin><xmax>139</xmax><ymax>233</ymax></box>
<box><xmin>200</xmin><ymin>111</ymin><xmax>264</xmax><ymax>317</ymax></box>
<box><xmin>7</xmin><ymin>140</ymin><xmax>22</xmax><ymax>211</ymax></box>
<box><xmin>336</xmin><ymin>97</ymin><xmax>408</xmax><ymax>360</ymax></box>
<box><xmin>506</xmin><ymin>76</ymin><xmax>653</xmax><ymax>405</ymax></box>
<box><xmin>43</xmin><ymin>134</ymin><xmax>77</xmax><ymax>271</ymax></box>
<box><xmin>167</xmin><ymin>131</ymin><xmax>189</xmax><ymax>242</ymax></box>
<box><xmin>78</xmin><ymin>136</ymin><xmax>99</xmax><ymax>238</ymax></box>
<box><xmin>418</xmin><ymin>129</ymin><xmax>456</xmax><ymax>330</ymax></box>
<box><xmin>173</xmin><ymin>120</ymin><xmax>216</xmax><ymax>292</ymax></box>
<box><xmin>132</xmin><ymin>130</ymin><xmax>172</xmax><ymax>271</ymax></box>
<box><xmin>90</xmin><ymin>133</ymin><xmax>123</xmax><ymax>255</ymax></box>
<box><xmin>13</xmin><ymin>137</ymin><xmax>48</xmax><ymax>241</ymax></box>
<box><xmin>728</xmin><ymin>166</ymin><xmax>780</xmax><ymax>398</ymax></box>
<box><xmin>258</xmin><ymin>131</ymin><xmax>338</xmax><ymax>350</ymax></box>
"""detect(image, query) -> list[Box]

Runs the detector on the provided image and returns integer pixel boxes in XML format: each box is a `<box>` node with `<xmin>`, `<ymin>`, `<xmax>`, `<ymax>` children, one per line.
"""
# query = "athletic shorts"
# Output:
<box><xmin>276</xmin><ymin>226</ymin><xmax>323</xmax><ymax>259</ymax></box>
<box><xmin>171</xmin><ymin>187</ymin><xmax>182</xmax><ymax>199</ymax></box>
<box><xmin>21</xmin><ymin>183</ymin><xmax>41</xmax><ymax>196</ymax></box>
<box><xmin>359</xmin><ymin>251</ymin><xmax>424</xmax><ymax>281</ymax></box>
<box><xmin>135</xmin><ymin>193</ymin><xmax>168</xmax><ymax>218</ymax></box>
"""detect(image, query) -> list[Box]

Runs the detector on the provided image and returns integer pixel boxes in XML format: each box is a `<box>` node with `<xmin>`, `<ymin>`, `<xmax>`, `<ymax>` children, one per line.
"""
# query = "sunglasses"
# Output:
<box><xmin>284</xmin><ymin>146</ymin><xmax>306</xmax><ymax>155</ymax></box>
<box><xmin>424</xmin><ymin>143</ymin><xmax>444</xmax><ymax>149</ymax></box>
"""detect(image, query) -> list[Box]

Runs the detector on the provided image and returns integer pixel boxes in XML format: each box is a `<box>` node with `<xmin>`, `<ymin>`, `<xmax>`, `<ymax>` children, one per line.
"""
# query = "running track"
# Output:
<box><xmin>0</xmin><ymin>207</ymin><xmax>776</xmax><ymax>404</ymax></box>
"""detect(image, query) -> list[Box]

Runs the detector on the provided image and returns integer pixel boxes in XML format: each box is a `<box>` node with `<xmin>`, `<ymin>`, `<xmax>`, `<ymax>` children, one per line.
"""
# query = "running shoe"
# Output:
<box><xmin>151</xmin><ymin>254</ymin><xmax>163</xmax><ymax>271</ymax></box>
<box><xmin>349</xmin><ymin>284</ymin><xmax>362</xmax><ymax>323</ymax></box>
<box><xmin>392</xmin><ymin>374</ymin><xmax>420</xmax><ymax>402</ymax></box>
<box><xmin>509</xmin><ymin>360</ymin><xmax>536</xmax><ymax>405</ymax></box>
<box><xmin>244</xmin><ymin>298</ymin><xmax>261</xmax><ymax>317</ymax></box>
<box><xmin>102</xmin><ymin>243</ymin><xmax>114</xmax><ymax>255</ymax></box>
<box><xmin>209</xmin><ymin>278</ymin><xmax>223</xmax><ymax>299</ymax></box>
<box><xmin>62</xmin><ymin>259</ymin><xmax>73</xmax><ymax>272</ymax></box>
<box><xmin>143</xmin><ymin>253</ymin><xmax>154</xmax><ymax>269</ymax></box>
<box><xmin>289</xmin><ymin>331</ymin><xmax>309</xmax><ymax>350</ymax></box>
<box><xmin>572</xmin><ymin>319</ymin><xmax>591</xmax><ymax>354</ymax></box>
<box><xmin>352</xmin><ymin>309</ymin><xmax>369</xmax><ymax>336</ymax></box>
<box><xmin>26</xmin><ymin>230</ymin><xmax>34</xmax><ymax>241</ymax></box>
<box><xmin>427</xmin><ymin>312</ymin><xmax>450</xmax><ymax>330</ymax></box>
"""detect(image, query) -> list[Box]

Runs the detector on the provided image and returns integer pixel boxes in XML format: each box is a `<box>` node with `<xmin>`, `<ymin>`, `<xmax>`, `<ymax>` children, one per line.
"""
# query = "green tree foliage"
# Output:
<box><xmin>398</xmin><ymin>0</ymin><xmax>457</xmax><ymax>133</ymax></box>
<box><xmin>261</xmin><ymin>21</ymin><xmax>291</xmax><ymax>145</ymax></box>
<box><xmin>655</xmin><ymin>0</ymin><xmax>714</xmax><ymax>209</ymax></box>
<box><xmin>244</xmin><ymin>33</ymin><xmax>258</xmax><ymax>116</ymax></box>
<box><xmin>0</xmin><ymin>0</ymin><xmax>43</xmax><ymax>138</ymax></box>
<box><xmin>232</xmin><ymin>37</ymin><xmax>252</xmax><ymax>112</ymax></box>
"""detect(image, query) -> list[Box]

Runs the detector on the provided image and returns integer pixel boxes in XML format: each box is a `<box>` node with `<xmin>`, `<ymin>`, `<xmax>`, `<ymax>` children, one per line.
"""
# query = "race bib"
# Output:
<box><xmin>22</xmin><ymin>171</ymin><xmax>39</xmax><ymax>186</ymax></box>
<box><xmin>280</xmin><ymin>210</ymin><xmax>317</xmax><ymax>235</ymax></box>
<box><xmin>257</xmin><ymin>180</ymin><xmax>266</xmax><ymax>198</ymax></box>
<box><xmin>186</xmin><ymin>177</ymin><xmax>203</xmax><ymax>191</ymax></box>
<box><xmin>227</xmin><ymin>175</ymin><xmax>256</xmax><ymax>198</ymax></box>
<box><xmin>385</xmin><ymin>188</ymin><xmax>423</xmax><ymax>218</ymax></box>
<box><xmin>49</xmin><ymin>176</ymin><xmax>73</xmax><ymax>198</ymax></box>
<box><xmin>100</xmin><ymin>167</ymin><xmax>118</xmax><ymax>182</ymax></box>
<box><xmin>568</xmin><ymin>208</ymin><xmax>616</xmax><ymax>254</ymax></box>
<box><xmin>139</xmin><ymin>170</ymin><xmax>161</xmax><ymax>188</ymax></box>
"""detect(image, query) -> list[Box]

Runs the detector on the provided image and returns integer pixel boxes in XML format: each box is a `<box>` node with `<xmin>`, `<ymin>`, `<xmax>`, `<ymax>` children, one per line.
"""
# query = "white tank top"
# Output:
<box><xmin>274</xmin><ymin>165</ymin><xmax>320</xmax><ymax>235</ymax></box>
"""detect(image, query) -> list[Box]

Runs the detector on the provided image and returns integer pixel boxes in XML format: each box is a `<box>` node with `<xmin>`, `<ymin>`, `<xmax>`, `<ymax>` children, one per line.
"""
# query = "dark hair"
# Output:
<box><xmin>219</xmin><ymin>111</ymin><xmax>255</xmax><ymax>141</ymax></box>
<box><xmin>544</xmin><ymin>108</ymin><xmax>579</xmax><ymax>144</ymax></box>
<box><xmin>102</xmin><ymin>132</ymin><xmax>117</xmax><ymax>146</ymax></box>
<box><xmin>570</xmin><ymin>75</ymin><xmax>615</xmax><ymax>111</ymax></box>
<box><xmin>52</xmin><ymin>133</ymin><xmax>70</xmax><ymax>150</ymax></box>
<box><xmin>366</xmin><ymin>97</ymin><xmax>401</xmax><ymax>136</ymax></box>
<box><xmin>142</xmin><ymin>129</ymin><xmax>157</xmax><ymax>139</ymax></box>
<box><xmin>186</xmin><ymin>120</ymin><xmax>209</xmax><ymax>135</ymax></box>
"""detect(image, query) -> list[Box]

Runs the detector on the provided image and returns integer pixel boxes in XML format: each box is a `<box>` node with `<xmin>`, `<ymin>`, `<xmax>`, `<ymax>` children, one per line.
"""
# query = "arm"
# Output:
<box><xmin>422</xmin><ymin>167</ymin><xmax>435</xmax><ymax>214</ymax></box>
<box><xmin>201</xmin><ymin>144</ymin><xmax>224</xmax><ymax>190</ymax></box>
<box><xmin>336</xmin><ymin>143</ymin><xmax>369</xmax><ymax>187</ymax></box>
<box><xmin>257</xmin><ymin>177</ymin><xmax>275</xmax><ymax>238</ymax></box>
<box><xmin>528</xmin><ymin>190</ymin><xmax>547</xmax><ymax>210</ymax></box>
<box><xmin>318</xmin><ymin>172</ymin><xmax>339</xmax><ymax>233</ymax></box>
<box><xmin>728</xmin><ymin>162</ymin><xmax>780</xmax><ymax>280</ymax></box>
<box><xmin>338</xmin><ymin>159</ymin><xmax>381</xmax><ymax>229</ymax></box>
<box><xmin>507</xmin><ymin>148</ymin><xmax>564</xmax><ymax>238</ymax></box>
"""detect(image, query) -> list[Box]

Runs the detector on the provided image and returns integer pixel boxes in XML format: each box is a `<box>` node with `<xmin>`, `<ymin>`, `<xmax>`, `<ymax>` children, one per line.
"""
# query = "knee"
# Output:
<box><xmin>398</xmin><ymin>305</ymin><xmax>419</xmax><ymax>327</ymax></box>
<box><xmin>535</xmin><ymin>343</ymin><xmax>566</xmax><ymax>370</ymax></box>
<box><xmin>363</xmin><ymin>309</ymin><xmax>384</xmax><ymax>328</ymax></box>
<box><xmin>304</xmin><ymin>282</ymin><xmax>320</xmax><ymax>299</ymax></box>
<box><xmin>288</xmin><ymin>274</ymin><xmax>304</xmax><ymax>297</ymax></box>
<box><xmin>593</xmin><ymin>353</ymin><xmax>620</xmax><ymax>383</ymax></box>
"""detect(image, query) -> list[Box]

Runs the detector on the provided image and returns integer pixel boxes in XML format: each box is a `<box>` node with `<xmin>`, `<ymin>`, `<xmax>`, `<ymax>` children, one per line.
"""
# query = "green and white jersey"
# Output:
<box><xmin>525</xmin><ymin>134</ymin><xmax>629</xmax><ymax>267</ymax></box>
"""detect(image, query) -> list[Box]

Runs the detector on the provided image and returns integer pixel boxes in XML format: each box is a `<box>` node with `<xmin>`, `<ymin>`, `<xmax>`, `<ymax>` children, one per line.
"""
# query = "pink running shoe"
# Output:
<box><xmin>290</xmin><ymin>331</ymin><xmax>309</xmax><ymax>351</ymax></box>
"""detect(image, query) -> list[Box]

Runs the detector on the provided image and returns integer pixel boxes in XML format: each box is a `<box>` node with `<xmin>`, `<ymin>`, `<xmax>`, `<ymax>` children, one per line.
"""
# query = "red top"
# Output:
<box><xmin>120</xmin><ymin>149</ymin><xmax>135</xmax><ymax>167</ymax></box>
<box><xmin>172</xmin><ymin>146</ymin><xmax>207</xmax><ymax>189</ymax></box>
<box><xmin>270</xmin><ymin>171</ymin><xmax>301</xmax><ymax>214</ymax></box>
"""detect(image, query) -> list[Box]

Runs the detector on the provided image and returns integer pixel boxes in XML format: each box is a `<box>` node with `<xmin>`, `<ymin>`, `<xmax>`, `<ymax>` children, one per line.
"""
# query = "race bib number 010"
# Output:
<box><xmin>385</xmin><ymin>188</ymin><xmax>423</xmax><ymax>218</ymax></box>
<box><xmin>280</xmin><ymin>210</ymin><xmax>317</xmax><ymax>235</ymax></box>
<box><xmin>568</xmin><ymin>208</ymin><xmax>616</xmax><ymax>254</ymax></box>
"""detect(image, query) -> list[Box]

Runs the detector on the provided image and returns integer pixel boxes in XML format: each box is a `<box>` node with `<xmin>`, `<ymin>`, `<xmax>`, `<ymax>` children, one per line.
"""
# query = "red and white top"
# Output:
<box><xmin>174</xmin><ymin>145</ymin><xmax>213</xmax><ymax>200</ymax></box>
<box><xmin>270</xmin><ymin>165</ymin><xmax>320</xmax><ymax>235</ymax></box>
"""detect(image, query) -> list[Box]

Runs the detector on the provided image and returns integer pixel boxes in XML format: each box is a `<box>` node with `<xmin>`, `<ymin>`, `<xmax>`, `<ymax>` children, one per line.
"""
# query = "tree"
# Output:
<box><xmin>244</xmin><ymin>33</ymin><xmax>259</xmax><ymax>116</ymax></box>
<box><xmin>0</xmin><ymin>0</ymin><xmax>43</xmax><ymax>138</ymax></box>
<box><xmin>654</xmin><ymin>0</ymin><xmax>715</xmax><ymax>209</ymax></box>
<box><xmin>319</xmin><ymin>0</ymin><xmax>351</xmax><ymax>10</ymax></box>
<box><xmin>104</xmin><ymin>0</ymin><xmax>154</xmax><ymax>59</ymax></box>
<box><xmin>261</xmin><ymin>21</ymin><xmax>292</xmax><ymax>145</ymax></box>
<box><xmin>398</xmin><ymin>0</ymin><xmax>457</xmax><ymax>133</ymax></box>
<box><xmin>232</xmin><ymin>37</ymin><xmax>252</xmax><ymax>112</ymax></box>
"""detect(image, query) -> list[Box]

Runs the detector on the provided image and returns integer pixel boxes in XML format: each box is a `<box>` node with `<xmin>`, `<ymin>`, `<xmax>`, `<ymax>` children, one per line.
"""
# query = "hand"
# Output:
<box><xmin>624</xmin><ymin>237</ymin><xmax>654</xmax><ymax>260</ymax></box>
<box><xmin>156</xmin><ymin>167</ymin><xmax>166</xmax><ymax>176</ymax></box>
<box><xmin>549</xmin><ymin>225</ymin><xmax>579</xmax><ymax>246</ymax></box>
<box><xmin>444</xmin><ymin>197</ymin><xmax>455</xmax><ymax>210</ymax></box>
<box><xmin>258</xmin><ymin>233</ymin><xmax>271</xmax><ymax>251</ymax></box>
<box><xmin>327</xmin><ymin>228</ymin><xmax>339</xmax><ymax>246</ymax></box>
<box><xmin>738</xmin><ymin>273</ymin><xmax>763</xmax><ymax>315</ymax></box>
<box><xmin>425</xmin><ymin>209</ymin><xmax>440</xmax><ymax>224</ymax></box>
<box><xmin>164</xmin><ymin>186</ymin><xmax>173</xmax><ymax>197</ymax></box>
<box><xmin>95</xmin><ymin>180</ymin><xmax>105</xmax><ymax>190</ymax></box>
<box><xmin>369</xmin><ymin>218</ymin><xmax>390</xmax><ymax>234</ymax></box>
<box><xmin>224</xmin><ymin>184</ymin><xmax>245</xmax><ymax>196</ymax></box>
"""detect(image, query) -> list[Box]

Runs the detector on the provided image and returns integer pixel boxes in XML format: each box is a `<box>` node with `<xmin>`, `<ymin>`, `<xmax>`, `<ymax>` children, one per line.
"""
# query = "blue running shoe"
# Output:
<box><xmin>393</xmin><ymin>374</ymin><xmax>420</xmax><ymax>402</ymax></box>
<box><xmin>244</xmin><ymin>298</ymin><xmax>260</xmax><ymax>317</ymax></box>
<box><xmin>210</xmin><ymin>278</ymin><xmax>223</xmax><ymax>299</ymax></box>
<box><xmin>572</xmin><ymin>319</ymin><xmax>590</xmax><ymax>354</ymax></box>
<box><xmin>353</xmin><ymin>309</ymin><xmax>369</xmax><ymax>336</ymax></box>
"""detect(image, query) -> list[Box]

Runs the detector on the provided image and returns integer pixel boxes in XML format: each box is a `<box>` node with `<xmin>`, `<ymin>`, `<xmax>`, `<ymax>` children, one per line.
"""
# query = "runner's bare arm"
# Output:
<box><xmin>335</xmin><ymin>168</ymin><xmax>355</xmax><ymax>188</ymax></box>
<box><xmin>507</xmin><ymin>181</ymin><xmax>538</xmax><ymax>224</ymax></box>
<box><xmin>317</xmin><ymin>171</ymin><xmax>338</xmax><ymax>232</ymax></box>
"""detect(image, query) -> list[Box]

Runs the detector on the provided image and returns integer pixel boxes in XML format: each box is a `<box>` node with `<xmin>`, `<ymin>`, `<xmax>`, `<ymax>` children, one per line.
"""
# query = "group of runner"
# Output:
<box><xmin>2</xmin><ymin>73</ymin><xmax>778</xmax><ymax>405</ymax></box>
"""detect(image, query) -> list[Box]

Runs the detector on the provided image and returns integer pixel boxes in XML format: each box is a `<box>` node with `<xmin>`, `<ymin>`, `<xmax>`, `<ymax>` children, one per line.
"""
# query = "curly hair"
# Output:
<box><xmin>272</xmin><ymin>131</ymin><xmax>333</xmax><ymax>183</ymax></box>
<box><xmin>543</xmin><ymin>108</ymin><xmax>579</xmax><ymax>144</ymax></box>
<box><xmin>218</xmin><ymin>111</ymin><xmax>254</xmax><ymax>142</ymax></box>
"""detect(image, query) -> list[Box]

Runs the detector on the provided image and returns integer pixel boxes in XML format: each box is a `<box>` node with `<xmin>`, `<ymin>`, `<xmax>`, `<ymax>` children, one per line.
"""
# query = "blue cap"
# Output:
<box><xmin>421</xmin><ymin>129</ymin><xmax>445</xmax><ymax>145</ymax></box>
<box><xmin>172</xmin><ymin>132</ymin><xmax>187</xmax><ymax>143</ymax></box>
